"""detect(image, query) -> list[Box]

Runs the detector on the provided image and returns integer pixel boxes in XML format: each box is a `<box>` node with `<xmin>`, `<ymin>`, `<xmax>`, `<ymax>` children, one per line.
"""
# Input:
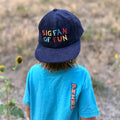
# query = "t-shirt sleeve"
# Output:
<box><xmin>78</xmin><ymin>70</ymin><xmax>99</xmax><ymax>118</ymax></box>
<box><xmin>23</xmin><ymin>70</ymin><xmax>31</xmax><ymax>106</ymax></box>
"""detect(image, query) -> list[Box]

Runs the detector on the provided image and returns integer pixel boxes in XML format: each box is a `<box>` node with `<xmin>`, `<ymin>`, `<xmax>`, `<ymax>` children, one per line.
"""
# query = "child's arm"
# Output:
<box><xmin>80</xmin><ymin>117</ymin><xmax>96</xmax><ymax>120</ymax></box>
<box><xmin>25</xmin><ymin>105</ymin><xmax>31</xmax><ymax>120</ymax></box>
<box><xmin>78</xmin><ymin>70</ymin><xmax>99</xmax><ymax>119</ymax></box>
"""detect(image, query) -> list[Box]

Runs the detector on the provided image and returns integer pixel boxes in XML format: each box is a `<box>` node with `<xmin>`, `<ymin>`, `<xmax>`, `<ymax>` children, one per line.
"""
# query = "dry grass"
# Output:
<box><xmin>0</xmin><ymin>0</ymin><xmax>120</xmax><ymax>86</ymax></box>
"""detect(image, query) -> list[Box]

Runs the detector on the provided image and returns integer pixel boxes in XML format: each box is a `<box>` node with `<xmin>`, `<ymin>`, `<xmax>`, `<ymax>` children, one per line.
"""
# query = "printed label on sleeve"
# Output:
<box><xmin>71</xmin><ymin>83</ymin><xmax>77</xmax><ymax>110</ymax></box>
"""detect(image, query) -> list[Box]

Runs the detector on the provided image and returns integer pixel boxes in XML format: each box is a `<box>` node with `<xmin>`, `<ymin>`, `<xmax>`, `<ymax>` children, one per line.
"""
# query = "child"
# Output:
<box><xmin>23</xmin><ymin>8</ymin><xmax>100</xmax><ymax>120</ymax></box>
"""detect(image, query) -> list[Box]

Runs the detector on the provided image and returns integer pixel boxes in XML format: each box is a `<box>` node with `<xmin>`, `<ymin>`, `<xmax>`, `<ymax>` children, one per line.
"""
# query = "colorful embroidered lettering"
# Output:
<box><xmin>71</xmin><ymin>83</ymin><xmax>77</xmax><ymax>110</ymax></box>
<box><xmin>42</xmin><ymin>28</ymin><xmax>68</xmax><ymax>43</ymax></box>
<box><xmin>63</xmin><ymin>28</ymin><xmax>67</xmax><ymax>34</ymax></box>
<box><xmin>43</xmin><ymin>37</ymin><xmax>51</xmax><ymax>42</ymax></box>
<box><xmin>62</xmin><ymin>34</ymin><xmax>67</xmax><ymax>41</ymax></box>
<box><xmin>57</xmin><ymin>29</ymin><xmax>62</xmax><ymax>36</ymax></box>
<box><xmin>53</xmin><ymin>30</ymin><xmax>57</xmax><ymax>36</ymax></box>
<box><xmin>42</xmin><ymin>30</ymin><xmax>45</xmax><ymax>36</ymax></box>
<box><xmin>48</xmin><ymin>30</ymin><xmax>52</xmax><ymax>36</ymax></box>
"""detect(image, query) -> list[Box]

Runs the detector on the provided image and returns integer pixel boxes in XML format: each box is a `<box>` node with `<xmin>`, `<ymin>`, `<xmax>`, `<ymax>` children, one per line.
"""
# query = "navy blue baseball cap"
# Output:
<box><xmin>35</xmin><ymin>8</ymin><xmax>84</xmax><ymax>63</ymax></box>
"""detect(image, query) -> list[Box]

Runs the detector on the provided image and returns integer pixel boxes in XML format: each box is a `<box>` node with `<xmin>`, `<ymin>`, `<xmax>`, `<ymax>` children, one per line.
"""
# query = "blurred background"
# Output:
<box><xmin>0</xmin><ymin>0</ymin><xmax>120</xmax><ymax>119</ymax></box>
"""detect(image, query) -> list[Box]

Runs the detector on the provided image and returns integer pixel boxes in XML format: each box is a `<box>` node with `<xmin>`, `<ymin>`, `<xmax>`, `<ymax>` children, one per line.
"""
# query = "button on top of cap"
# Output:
<box><xmin>53</xmin><ymin>8</ymin><xmax>57</xmax><ymax>11</ymax></box>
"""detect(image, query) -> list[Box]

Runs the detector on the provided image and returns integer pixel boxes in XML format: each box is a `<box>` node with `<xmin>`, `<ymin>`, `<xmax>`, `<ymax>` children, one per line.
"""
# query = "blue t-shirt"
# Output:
<box><xmin>23</xmin><ymin>63</ymin><xmax>99</xmax><ymax>120</ymax></box>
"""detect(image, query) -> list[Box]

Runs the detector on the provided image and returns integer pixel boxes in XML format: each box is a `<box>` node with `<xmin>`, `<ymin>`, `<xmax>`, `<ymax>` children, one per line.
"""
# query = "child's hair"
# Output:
<box><xmin>37</xmin><ymin>57</ymin><xmax>77</xmax><ymax>72</ymax></box>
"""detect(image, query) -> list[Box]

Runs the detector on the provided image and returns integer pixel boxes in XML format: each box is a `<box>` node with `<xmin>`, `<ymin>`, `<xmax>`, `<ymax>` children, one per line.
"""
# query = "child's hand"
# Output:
<box><xmin>25</xmin><ymin>105</ymin><xmax>30</xmax><ymax>120</ymax></box>
<box><xmin>80</xmin><ymin>117</ymin><xmax>97</xmax><ymax>120</ymax></box>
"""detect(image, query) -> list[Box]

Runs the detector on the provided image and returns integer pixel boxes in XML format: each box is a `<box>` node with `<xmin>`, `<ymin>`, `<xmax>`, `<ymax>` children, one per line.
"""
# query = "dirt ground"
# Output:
<box><xmin>0</xmin><ymin>0</ymin><xmax>120</xmax><ymax>119</ymax></box>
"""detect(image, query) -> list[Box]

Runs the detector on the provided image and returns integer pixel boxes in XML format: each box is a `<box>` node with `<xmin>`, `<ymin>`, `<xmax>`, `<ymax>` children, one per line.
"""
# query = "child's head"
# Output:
<box><xmin>35</xmin><ymin>8</ymin><xmax>84</xmax><ymax>71</ymax></box>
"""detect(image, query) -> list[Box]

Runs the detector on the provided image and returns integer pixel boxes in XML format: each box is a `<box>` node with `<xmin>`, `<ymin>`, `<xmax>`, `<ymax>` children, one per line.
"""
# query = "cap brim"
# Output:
<box><xmin>35</xmin><ymin>40</ymin><xmax>81</xmax><ymax>63</ymax></box>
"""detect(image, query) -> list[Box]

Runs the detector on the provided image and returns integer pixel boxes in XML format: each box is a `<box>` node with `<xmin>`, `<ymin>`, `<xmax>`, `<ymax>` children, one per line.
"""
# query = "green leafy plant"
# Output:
<box><xmin>0</xmin><ymin>56</ymin><xmax>24</xmax><ymax>120</ymax></box>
